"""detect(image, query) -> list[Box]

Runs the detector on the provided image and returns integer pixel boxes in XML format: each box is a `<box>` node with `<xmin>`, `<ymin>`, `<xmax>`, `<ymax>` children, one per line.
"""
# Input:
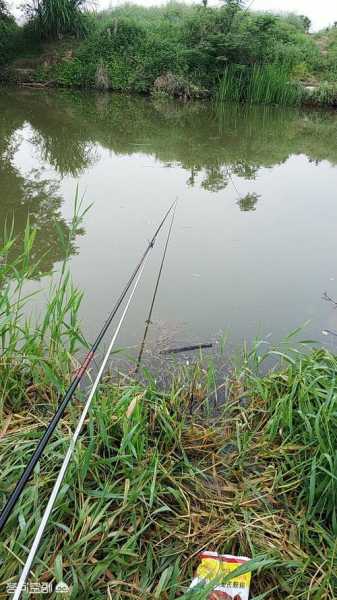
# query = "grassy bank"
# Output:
<box><xmin>1</xmin><ymin>217</ymin><xmax>337</xmax><ymax>598</ymax></box>
<box><xmin>3</xmin><ymin>1</ymin><xmax>337</xmax><ymax>106</ymax></box>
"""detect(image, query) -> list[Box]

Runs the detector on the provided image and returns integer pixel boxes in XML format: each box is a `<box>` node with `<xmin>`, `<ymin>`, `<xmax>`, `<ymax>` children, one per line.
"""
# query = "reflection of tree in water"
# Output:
<box><xmin>2</xmin><ymin>87</ymin><xmax>337</xmax><ymax>266</ymax></box>
<box><xmin>236</xmin><ymin>192</ymin><xmax>260</xmax><ymax>212</ymax></box>
<box><xmin>31</xmin><ymin>130</ymin><xmax>98</xmax><ymax>178</ymax></box>
<box><xmin>0</xmin><ymin>161</ymin><xmax>84</xmax><ymax>276</ymax></box>
<box><xmin>201</xmin><ymin>166</ymin><xmax>230</xmax><ymax>192</ymax></box>
<box><xmin>0</xmin><ymin>95</ymin><xmax>87</xmax><ymax>276</ymax></box>
<box><xmin>5</xmin><ymin>89</ymin><xmax>337</xmax><ymax>176</ymax></box>
<box><xmin>232</xmin><ymin>161</ymin><xmax>258</xmax><ymax>180</ymax></box>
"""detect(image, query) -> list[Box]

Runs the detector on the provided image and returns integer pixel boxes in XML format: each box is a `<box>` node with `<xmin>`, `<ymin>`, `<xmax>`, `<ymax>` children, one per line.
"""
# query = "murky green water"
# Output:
<box><xmin>1</xmin><ymin>87</ymin><xmax>337</xmax><ymax>357</ymax></box>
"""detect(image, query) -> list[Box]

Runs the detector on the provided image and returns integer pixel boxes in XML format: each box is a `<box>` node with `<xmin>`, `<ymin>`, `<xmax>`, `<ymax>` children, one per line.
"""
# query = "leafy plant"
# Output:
<box><xmin>23</xmin><ymin>0</ymin><xmax>88</xmax><ymax>39</ymax></box>
<box><xmin>0</xmin><ymin>1</ymin><xmax>18</xmax><ymax>68</ymax></box>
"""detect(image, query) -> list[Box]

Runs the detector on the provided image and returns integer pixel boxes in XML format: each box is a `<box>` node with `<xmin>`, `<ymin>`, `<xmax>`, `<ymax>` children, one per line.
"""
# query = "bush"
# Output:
<box><xmin>0</xmin><ymin>10</ymin><xmax>18</xmax><ymax>68</ymax></box>
<box><xmin>80</xmin><ymin>17</ymin><xmax>146</xmax><ymax>61</ymax></box>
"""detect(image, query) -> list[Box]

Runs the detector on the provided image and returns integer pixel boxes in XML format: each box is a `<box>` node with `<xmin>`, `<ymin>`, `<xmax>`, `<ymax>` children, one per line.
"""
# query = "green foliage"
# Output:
<box><xmin>0</xmin><ymin>197</ymin><xmax>87</xmax><ymax>416</ymax></box>
<box><xmin>0</xmin><ymin>1</ymin><xmax>18</xmax><ymax>68</ymax></box>
<box><xmin>247</xmin><ymin>348</ymin><xmax>337</xmax><ymax>528</ymax></box>
<box><xmin>0</xmin><ymin>1</ymin><xmax>331</xmax><ymax>105</ymax></box>
<box><xmin>217</xmin><ymin>64</ymin><xmax>302</xmax><ymax>106</ymax></box>
<box><xmin>313</xmin><ymin>28</ymin><xmax>337</xmax><ymax>82</ymax></box>
<box><xmin>24</xmin><ymin>0</ymin><xmax>89</xmax><ymax>40</ymax></box>
<box><xmin>278</xmin><ymin>12</ymin><xmax>311</xmax><ymax>33</ymax></box>
<box><xmin>306</xmin><ymin>82</ymin><xmax>337</xmax><ymax>107</ymax></box>
<box><xmin>0</xmin><ymin>21</ymin><xmax>18</xmax><ymax>68</ymax></box>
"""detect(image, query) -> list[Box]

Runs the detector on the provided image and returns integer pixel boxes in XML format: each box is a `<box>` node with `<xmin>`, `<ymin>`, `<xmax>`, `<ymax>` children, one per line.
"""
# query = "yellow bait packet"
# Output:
<box><xmin>189</xmin><ymin>551</ymin><xmax>251</xmax><ymax>599</ymax></box>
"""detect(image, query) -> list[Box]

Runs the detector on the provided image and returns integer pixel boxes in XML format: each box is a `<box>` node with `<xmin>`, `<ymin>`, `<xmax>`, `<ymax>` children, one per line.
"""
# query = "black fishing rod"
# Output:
<box><xmin>134</xmin><ymin>202</ymin><xmax>177</xmax><ymax>374</ymax></box>
<box><xmin>0</xmin><ymin>200</ymin><xmax>176</xmax><ymax>534</ymax></box>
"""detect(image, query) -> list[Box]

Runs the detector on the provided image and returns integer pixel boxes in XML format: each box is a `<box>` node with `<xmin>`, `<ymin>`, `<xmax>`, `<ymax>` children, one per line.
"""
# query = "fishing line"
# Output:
<box><xmin>0</xmin><ymin>200</ymin><xmax>176</xmax><ymax>533</ymax></box>
<box><xmin>13</xmin><ymin>257</ymin><xmax>149</xmax><ymax>600</ymax></box>
<box><xmin>134</xmin><ymin>202</ymin><xmax>177</xmax><ymax>374</ymax></box>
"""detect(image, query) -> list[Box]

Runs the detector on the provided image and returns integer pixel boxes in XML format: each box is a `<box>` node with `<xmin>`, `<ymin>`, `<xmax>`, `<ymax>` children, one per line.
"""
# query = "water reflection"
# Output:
<box><xmin>237</xmin><ymin>192</ymin><xmax>260</xmax><ymax>212</ymax></box>
<box><xmin>2</xmin><ymin>90</ymin><xmax>337</xmax><ymax>207</ymax></box>
<box><xmin>2</xmin><ymin>89</ymin><xmax>337</xmax><ymax>272</ymax></box>
<box><xmin>1</xmin><ymin>87</ymin><xmax>337</xmax><ymax>351</ymax></box>
<box><xmin>3</xmin><ymin>89</ymin><xmax>337</xmax><ymax>182</ymax></box>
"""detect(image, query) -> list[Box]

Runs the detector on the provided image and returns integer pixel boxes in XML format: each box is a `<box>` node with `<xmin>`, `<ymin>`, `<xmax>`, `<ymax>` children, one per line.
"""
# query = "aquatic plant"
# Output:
<box><xmin>216</xmin><ymin>64</ymin><xmax>302</xmax><ymax>106</ymax></box>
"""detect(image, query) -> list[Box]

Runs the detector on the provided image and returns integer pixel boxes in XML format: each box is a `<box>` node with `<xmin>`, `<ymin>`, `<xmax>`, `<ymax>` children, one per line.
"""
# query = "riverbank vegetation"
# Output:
<box><xmin>1</xmin><ymin>215</ymin><xmax>337</xmax><ymax>598</ymax></box>
<box><xmin>0</xmin><ymin>0</ymin><xmax>18</xmax><ymax>67</ymax></box>
<box><xmin>1</xmin><ymin>0</ymin><xmax>337</xmax><ymax>106</ymax></box>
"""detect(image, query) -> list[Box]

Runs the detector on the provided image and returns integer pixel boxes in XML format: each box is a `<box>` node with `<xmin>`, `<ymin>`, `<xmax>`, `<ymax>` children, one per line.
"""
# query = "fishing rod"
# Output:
<box><xmin>13</xmin><ymin>255</ymin><xmax>150</xmax><ymax>600</ymax></box>
<box><xmin>134</xmin><ymin>202</ymin><xmax>177</xmax><ymax>374</ymax></box>
<box><xmin>0</xmin><ymin>200</ymin><xmax>176</xmax><ymax>534</ymax></box>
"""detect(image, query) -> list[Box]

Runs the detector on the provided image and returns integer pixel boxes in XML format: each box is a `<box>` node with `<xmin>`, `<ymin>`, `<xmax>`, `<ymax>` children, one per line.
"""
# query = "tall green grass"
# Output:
<box><xmin>248</xmin><ymin>348</ymin><xmax>337</xmax><ymax>528</ymax></box>
<box><xmin>26</xmin><ymin>0</ymin><xmax>89</xmax><ymax>40</ymax></box>
<box><xmin>0</xmin><ymin>194</ymin><xmax>88</xmax><ymax>419</ymax></box>
<box><xmin>1</xmin><ymin>341</ymin><xmax>337</xmax><ymax>597</ymax></box>
<box><xmin>0</xmin><ymin>214</ymin><xmax>337</xmax><ymax>597</ymax></box>
<box><xmin>217</xmin><ymin>64</ymin><xmax>302</xmax><ymax>106</ymax></box>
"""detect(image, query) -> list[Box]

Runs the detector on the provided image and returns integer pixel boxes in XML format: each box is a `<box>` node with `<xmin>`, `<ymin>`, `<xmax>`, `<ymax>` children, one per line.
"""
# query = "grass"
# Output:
<box><xmin>304</xmin><ymin>82</ymin><xmax>337</xmax><ymax>107</ymax></box>
<box><xmin>0</xmin><ymin>216</ymin><xmax>337</xmax><ymax>598</ymax></box>
<box><xmin>0</xmin><ymin>192</ymin><xmax>88</xmax><ymax>420</ymax></box>
<box><xmin>216</xmin><ymin>64</ymin><xmax>302</xmax><ymax>107</ymax></box>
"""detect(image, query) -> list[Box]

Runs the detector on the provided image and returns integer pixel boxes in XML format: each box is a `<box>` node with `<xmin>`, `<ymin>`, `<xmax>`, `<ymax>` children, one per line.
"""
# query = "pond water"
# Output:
<box><xmin>1</xmin><ymin>87</ymin><xmax>337</xmax><ymax>361</ymax></box>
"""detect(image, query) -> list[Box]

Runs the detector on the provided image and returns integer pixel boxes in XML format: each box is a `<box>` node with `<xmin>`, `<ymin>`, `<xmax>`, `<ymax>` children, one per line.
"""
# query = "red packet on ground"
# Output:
<box><xmin>189</xmin><ymin>551</ymin><xmax>251</xmax><ymax>599</ymax></box>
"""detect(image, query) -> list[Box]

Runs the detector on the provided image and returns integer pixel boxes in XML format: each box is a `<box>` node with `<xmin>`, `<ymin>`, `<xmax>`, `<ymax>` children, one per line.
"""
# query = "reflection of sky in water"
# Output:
<box><xmin>2</xmin><ymin>90</ymin><xmax>337</xmax><ymax>357</ymax></box>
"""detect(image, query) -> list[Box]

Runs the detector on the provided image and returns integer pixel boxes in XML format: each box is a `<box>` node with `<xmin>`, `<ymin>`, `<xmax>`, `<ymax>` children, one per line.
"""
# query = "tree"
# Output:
<box><xmin>299</xmin><ymin>14</ymin><xmax>311</xmax><ymax>32</ymax></box>
<box><xmin>0</xmin><ymin>0</ymin><xmax>12</xmax><ymax>20</ymax></box>
<box><xmin>0</xmin><ymin>0</ymin><xmax>17</xmax><ymax>69</ymax></box>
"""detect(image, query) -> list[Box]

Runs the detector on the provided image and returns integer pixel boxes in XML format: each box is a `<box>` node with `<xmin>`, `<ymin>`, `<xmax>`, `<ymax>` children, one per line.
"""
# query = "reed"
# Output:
<box><xmin>217</xmin><ymin>64</ymin><xmax>302</xmax><ymax>107</ymax></box>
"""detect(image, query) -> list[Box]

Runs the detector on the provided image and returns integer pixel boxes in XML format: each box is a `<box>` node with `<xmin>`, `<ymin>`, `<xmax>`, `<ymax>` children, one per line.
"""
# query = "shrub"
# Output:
<box><xmin>0</xmin><ymin>8</ymin><xmax>18</xmax><ymax>68</ymax></box>
<box><xmin>23</xmin><ymin>0</ymin><xmax>89</xmax><ymax>40</ymax></box>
